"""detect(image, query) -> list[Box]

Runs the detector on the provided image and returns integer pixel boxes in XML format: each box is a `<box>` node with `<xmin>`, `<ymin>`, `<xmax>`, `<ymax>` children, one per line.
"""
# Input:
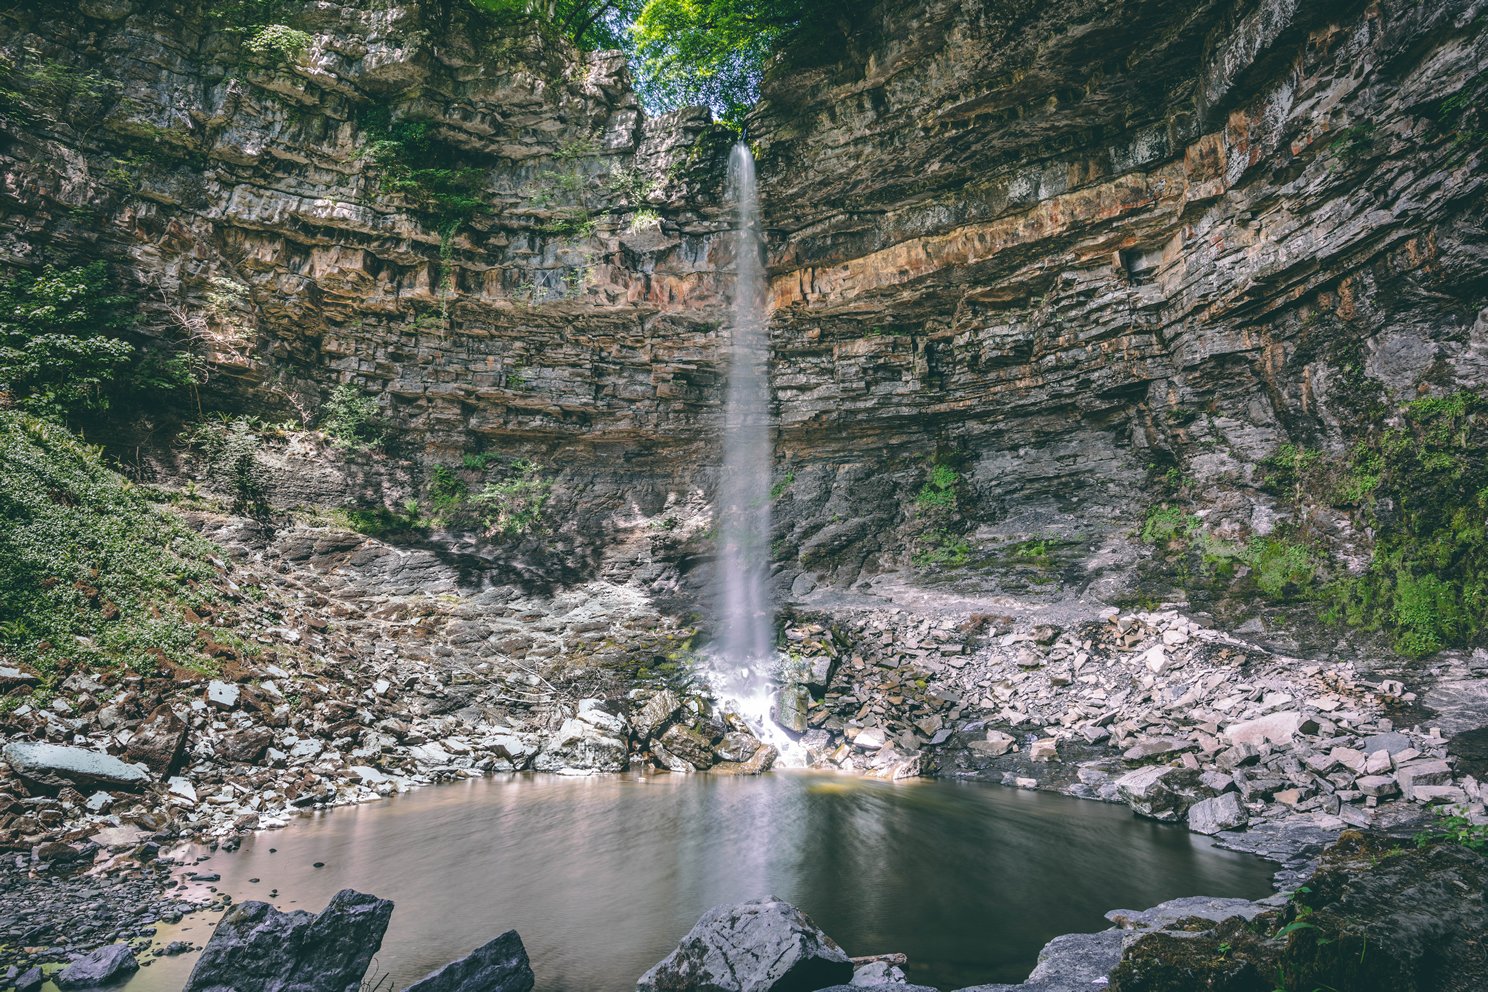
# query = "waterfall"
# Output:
<box><xmin>717</xmin><ymin>142</ymin><xmax>772</xmax><ymax>671</ymax></box>
<box><xmin>710</xmin><ymin>142</ymin><xmax>802</xmax><ymax>763</ymax></box>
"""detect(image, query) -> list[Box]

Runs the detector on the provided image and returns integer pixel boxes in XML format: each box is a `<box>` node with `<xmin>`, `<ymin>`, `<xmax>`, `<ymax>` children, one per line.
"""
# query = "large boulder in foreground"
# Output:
<box><xmin>3</xmin><ymin>742</ymin><xmax>151</xmax><ymax>790</ymax></box>
<box><xmin>400</xmin><ymin>930</ymin><xmax>534</xmax><ymax>992</ymax></box>
<box><xmin>55</xmin><ymin>943</ymin><xmax>138</xmax><ymax>988</ymax></box>
<box><xmin>637</xmin><ymin>897</ymin><xmax>853</xmax><ymax>992</ymax></box>
<box><xmin>182</xmin><ymin>889</ymin><xmax>393</xmax><ymax>992</ymax></box>
<box><xmin>532</xmin><ymin>700</ymin><xmax>630</xmax><ymax>774</ymax></box>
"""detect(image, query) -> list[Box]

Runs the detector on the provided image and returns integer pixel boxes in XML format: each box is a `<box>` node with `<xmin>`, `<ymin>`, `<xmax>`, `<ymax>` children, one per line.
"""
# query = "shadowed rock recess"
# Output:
<box><xmin>1</xmin><ymin>0</ymin><xmax>1487</xmax><ymax>988</ymax></box>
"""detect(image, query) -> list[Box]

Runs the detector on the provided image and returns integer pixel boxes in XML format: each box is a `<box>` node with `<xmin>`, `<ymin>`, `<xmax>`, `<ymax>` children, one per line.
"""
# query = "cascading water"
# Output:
<box><xmin>710</xmin><ymin>142</ymin><xmax>803</xmax><ymax>765</ymax></box>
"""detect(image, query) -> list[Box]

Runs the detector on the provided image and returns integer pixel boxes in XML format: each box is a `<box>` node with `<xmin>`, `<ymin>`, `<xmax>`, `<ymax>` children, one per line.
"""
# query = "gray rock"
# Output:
<box><xmin>400</xmin><ymin>930</ymin><xmax>534</xmax><ymax>992</ymax></box>
<box><xmin>56</xmin><ymin>944</ymin><xmax>138</xmax><ymax>989</ymax></box>
<box><xmin>954</xmin><ymin>930</ymin><xmax>1124</xmax><ymax>991</ymax></box>
<box><xmin>1187</xmin><ymin>792</ymin><xmax>1248</xmax><ymax>835</ymax></box>
<box><xmin>633</xmin><ymin>690</ymin><xmax>683</xmax><ymax>740</ymax></box>
<box><xmin>3</xmin><ymin>742</ymin><xmax>151</xmax><ymax>790</ymax></box>
<box><xmin>1223</xmin><ymin>712</ymin><xmax>1312</xmax><ymax>747</ymax></box>
<box><xmin>1114</xmin><ymin>765</ymin><xmax>1212</xmax><ymax>821</ymax></box>
<box><xmin>1106</xmin><ymin>895</ymin><xmax>1265</xmax><ymax>931</ymax></box>
<box><xmin>182</xmin><ymin>889</ymin><xmax>393</xmax><ymax>992</ymax></box>
<box><xmin>636</xmin><ymin>897</ymin><xmax>852</xmax><ymax>992</ymax></box>
<box><xmin>775</xmin><ymin>683</ymin><xmax>811</xmax><ymax>735</ymax></box>
<box><xmin>122</xmin><ymin>706</ymin><xmax>189</xmax><ymax>776</ymax></box>
<box><xmin>531</xmin><ymin>717</ymin><xmax>628</xmax><ymax>774</ymax></box>
<box><xmin>206</xmin><ymin>681</ymin><xmax>240</xmax><ymax>710</ymax></box>
<box><xmin>14</xmin><ymin>967</ymin><xmax>43</xmax><ymax>992</ymax></box>
<box><xmin>1360</xmin><ymin>731</ymin><xmax>1412</xmax><ymax>756</ymax></box>
<box><xmin>1357</xmin><ymin>774</ymin><xmax>1399</xmax><ymax>798</ymax></box>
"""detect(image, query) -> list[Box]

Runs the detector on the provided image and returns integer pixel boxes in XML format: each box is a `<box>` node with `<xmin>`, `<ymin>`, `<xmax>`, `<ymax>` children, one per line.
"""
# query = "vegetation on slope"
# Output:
<box><xmin>0</xmin><ymin>410</ymin><xmax>226</xmax><ymax>683</ymax></box>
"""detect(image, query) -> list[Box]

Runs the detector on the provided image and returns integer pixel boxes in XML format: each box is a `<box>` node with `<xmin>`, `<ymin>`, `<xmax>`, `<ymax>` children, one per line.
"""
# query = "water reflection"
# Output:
<box><xmin>122</xmin><ymin>773</ymin><xmax>1273</xmax><ymax>992</ymax></box>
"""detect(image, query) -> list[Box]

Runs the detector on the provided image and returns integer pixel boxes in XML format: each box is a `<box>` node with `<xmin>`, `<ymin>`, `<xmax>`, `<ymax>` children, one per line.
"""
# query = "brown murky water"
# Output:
<box><xmin>117</xmin><ymin>772</ymin><xmax>1273</xmax><ymax>991</ymax></box>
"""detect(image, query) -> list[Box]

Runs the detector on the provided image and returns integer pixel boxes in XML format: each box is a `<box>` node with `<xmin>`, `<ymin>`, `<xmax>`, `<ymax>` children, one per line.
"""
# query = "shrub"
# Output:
<box><xmin>0</xmin><ymin>263</ymin><xmax>136</xmax><ymax>417</ymax></box>
<box><xmin>472</xmin><ymin>460</ymin><xmax>552</xmax><ymax>535</ymax></box>
<box><xmin>916</xmin><ymin>463</ymin><xmax>959</xmax><ymax>510</ymax></box>
<box><xmin>188</xmin><ymin>417</ymin><xmax>272</xmax><ymax>514</ymax></box>
<box><xmin>320</xmin><ymin>383</ymin><xmax>386</xmax><ymax>452</ymax></box>
<box><xmin>245</xmin><ymin>24</ymin><xmax>313</xmax><ymax>64</ymax></box>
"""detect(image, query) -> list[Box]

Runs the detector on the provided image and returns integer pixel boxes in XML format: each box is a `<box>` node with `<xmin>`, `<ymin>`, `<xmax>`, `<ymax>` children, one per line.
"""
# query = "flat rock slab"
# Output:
<box><xmin>637</xmin><ymin>897</ymin><xmax>853</xmax><ymax>992</ymax></box>
<box><xmin>401</xmin><ymin>930</ymin><xmax>534</xmax><ymax>992</ymax></box>
<box><xmin>3</xmin><ymin>742</ymin><xmax>150</xmax><ymax>790</ymax></box>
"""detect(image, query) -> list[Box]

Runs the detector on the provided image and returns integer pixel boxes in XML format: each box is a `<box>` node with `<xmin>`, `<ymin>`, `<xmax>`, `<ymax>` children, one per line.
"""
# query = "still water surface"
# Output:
<box><xmin>121</xmin><ymin>772</ymin><xmax>1273</xmax><ymax>991</ymax></box>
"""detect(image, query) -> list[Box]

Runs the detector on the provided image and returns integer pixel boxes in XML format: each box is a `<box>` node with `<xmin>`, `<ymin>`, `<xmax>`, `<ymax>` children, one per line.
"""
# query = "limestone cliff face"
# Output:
<box><xmin>751</xmin><ymin>0</ymin><xmax>1488</xmax><ymax>600</ymax></box>
<box><xmin>2</xmin><ymin>0</ymin><xmax>1486</xmax><ymax>613</ymax></box>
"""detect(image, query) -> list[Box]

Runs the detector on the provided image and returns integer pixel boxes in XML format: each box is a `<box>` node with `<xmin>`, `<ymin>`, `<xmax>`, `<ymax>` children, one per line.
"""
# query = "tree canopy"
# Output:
<box><xmin>469</xmin><ymin>0</ymin><xmax>839</xmax><ymax>128</ymax></box>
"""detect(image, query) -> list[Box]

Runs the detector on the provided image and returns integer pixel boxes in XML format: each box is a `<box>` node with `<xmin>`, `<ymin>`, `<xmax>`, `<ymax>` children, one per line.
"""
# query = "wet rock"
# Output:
<box><xmin>1187</xmin><ymin>793</ymin><xmax>1247</xmax><ymax>835</ymax></box>
<box><xmin>3</xmin><ymin>742</ymin><xmax>151</xmax><ymax>791</ymax></box>
<box><xmin>55</xmin><ymin>944</ymin><xmax>138</xmax><ymax>989</ymax></box>
<box><xmin>710</xmin><ymin>744</ymin><xmax>779</xmax><ymax>776</ymax></box>
<box><xmin>636</xmin><ymin>897</ymin><xmax>852</xmax><ymax>992</ymax></box>
<box><xmin>14</xmin><ymin>967</ymin><xmax>43</xmax><ymax>992</ymax></box>
<box><xmin>957</xmin><ymin>931</ymin><xmax>1124</xmax><ymax>992</ymax></box>
<box><xmin>400</xmin><ymin>930</ymin><xmax>534</xmax><ymax>992</ymax></box>
<box><xmin>775</xmin><ymin>684</ymin><xmax>811</xmax><ymax>735</ymax></box>
<box><xmin>971</xmin><ymin>731</ymin><xmax>1017</xmax><ymax>757</ymax></box>
<box><xmin>632</xmin><ymin>690</ymin><xmax>683</xmax><ymax>740</ymax></box>
<box><xmin>1114</xmin><ymin>766</ymin><xmax>1212</xmax><ymax>822</ymax></box>
<box><xmin>659</xmin><ymin>723</ymin><xmax>717</xmax><ymax>770</ymax></box>
<box><xmin>182</xmin><ymin>889</ymin><xmax>394</xmax><ymax>992</ymax></box>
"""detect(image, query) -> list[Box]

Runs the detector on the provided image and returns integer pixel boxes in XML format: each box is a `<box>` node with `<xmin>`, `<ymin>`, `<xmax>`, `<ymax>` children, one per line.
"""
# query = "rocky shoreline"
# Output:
<box><xmin>4</xmin><ymin>522</ymin><xmax>1484</xmax><ymax>985</ymax></box>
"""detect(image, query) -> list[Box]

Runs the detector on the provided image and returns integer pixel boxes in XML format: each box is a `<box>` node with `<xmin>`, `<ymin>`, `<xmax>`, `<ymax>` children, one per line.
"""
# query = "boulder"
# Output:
<box><xmin>714</xmin><ymin>731</ymin><xmax>764</xmax><ymax>763</ymax></box>
<box><xmin>182</xmin><ymin>889</ymin><xmax>393</xmax><ymax>992</ymax></box>
<box><xmin>122</xmin><ymin>706</ymin><xmax>189</xmax><ymax>776</ymax></box>
<box><xmin>55</xmin><ymin>944</ymin><xmax>138</xmax><ymax>989</ymax></box>
<box><xmin>1187</xmin><ymin>792</ymin><xmax>1248</xmax><ymax>835</ymax></box>
<box><xmin>971</xmin><ymin>731</ymin><xmax>1017</xmax><ymax>756</ymax></box>
<box><xmin>660</xmin><ymin>723</ymin><xmax>717</xmax><ymax>770</ymax></box>
<box><xmin>774</xmin><ymin>683</ymin><xmax>811</xmax><ymax>735</ymax></box>
<box><xmin>400</xmin><ymin>930</ymin><xmax>534</xmax><ymax>992</ymax></box>
<box><xmin>710</xmin><ymin>744</ymin><xmax>779</xmax><ymax>776</ymax></box>
<box><xmin>1223</xmin><ymin>712</ymin><xmax>1314</xmax><ymax>747</ymax></box>
<box><xmin>218</xmin><ymin>727</ymin><xmax>275</xmax><ymax>764</ymax></box>
<box><xmin>206</xmin><ymin>681</ymin><xmax>240</xmax><ymax>710</ymax></box>
<box><xmin>632</xmin><ymin>690</ymin><xmax>683</xmax><ymax>740</ymax></box>
<box><xmin>1395</xmin><ymin>758</ymin><xmax>1452</xmax><ymax>799</ymax></box>
<box><xmin>1114</xmin><ymin>766</ymin><xmax>1212</xmax><ymax>822</ymax></box>
<box><xmin>14</xmin><ymin>967</ymin><xmax>43</xmax><ymax>992</ymax></box>
<box><xmin>532</xmin><ymin>718</ymin><xmax>628</xmax><ymax>774</ymax></box>
<box><xmin>3</xmin><ymin>742</ymin><xmax>150</xmax><ymax>790</ymax></box>
<box><xmin>637</xmin><ymin>897</ymin><xmax>853</xmax><ymax>992</ymax></box>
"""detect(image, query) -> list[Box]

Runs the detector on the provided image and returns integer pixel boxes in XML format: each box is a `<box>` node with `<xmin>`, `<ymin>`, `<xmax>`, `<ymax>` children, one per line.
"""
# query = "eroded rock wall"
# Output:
<box><xmin>2</xmin><ymin>0</ymin><xmax>1485</xmax><ymax>607</ymax></box>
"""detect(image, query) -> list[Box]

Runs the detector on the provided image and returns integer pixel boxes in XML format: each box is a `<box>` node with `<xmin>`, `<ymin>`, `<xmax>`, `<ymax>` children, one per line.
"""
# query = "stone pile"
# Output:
<box><xmin>783</xmin><ymin>607</ymin><xmax>1483</xmax><ymax>839</ymax></box>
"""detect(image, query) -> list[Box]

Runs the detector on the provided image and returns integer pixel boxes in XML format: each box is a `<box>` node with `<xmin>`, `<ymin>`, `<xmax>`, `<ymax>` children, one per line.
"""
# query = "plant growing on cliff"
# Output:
<box><xmin>0</xmin><ymin>262</ymin><xmax>191</xmax><ymax>420</ymax></box>
<box><xmin>320</xmin><ymin>383</ymin><xmax>387</xmax><ymax>453</ymax></box>
<box><xmin>245</xmin><ymin>24</ymin><xmax>313</xmax><ymax>65</ymax></box>
<box><xmin>473</xmin><ymin>460</ymin><xmax>552</xmax><ymax>536</ymax></box>
<box><xmin>188</xmin><ymin>417</ymin><xmax>272</xmax><ymax>514</ymax></box>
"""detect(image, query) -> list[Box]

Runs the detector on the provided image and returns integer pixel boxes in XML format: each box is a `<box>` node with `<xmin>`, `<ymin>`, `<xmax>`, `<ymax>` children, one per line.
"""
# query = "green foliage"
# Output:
<box><xmin>628</xmin><ymin>208</ymin><xmax>662</xmax><ymax>232</ymax></box>
<box><xmin>1414</xmin><ymin>806</ymin><xmax>1488</xmax><ymax>851</ymax></box>
<box><xmin>916</xmin><ymin>463</ymin><xmax>959</xmax><ymax>510</ymax></box>
<box><xmin>769</xmin><ymin>470</ymin><xmax>795</xmax><ymax>502</ymax></box>
<box><xmin>1327</xmin><ymin>122</ymin><xmax>1377</xmax><ymax>168</ymax></box>
<box><xmin>245</xmin><ymin>24</ymin><xmax>313</xmax><ymax>64</ymax></box>
<box><xmin>359</xmin><ymin>108</ymin><xmax>487</xmax><ymax>225</ymax></box>
<box><xmin>339</xmin><ymin>504</ymin><xmax>430</xmax><ymax>538</ymax></box>
<box><xmin>912</xmin><ymin>529</ymin><xmax>971</xmax><ymax>568</ymax></box>
<box><xmin>1010</xmin><ymin>537</ymin><xmax>1057</xmax><ymax>566</ymax></box>
<box><xmin>468</xmin><ymin>0</ymin><xmax>642</xmax><ymax>50</ymax></box>
<box><xmin>320</xmin><ymin>383</ymin><xmax>386</xmax><ymax>452</ymax></box>
<box><xmin>1324</xmin><ymin>391</ymin><xmax>1488</xmax><ymax>656</ymax></box>
<box><xmin>0</xmin><ymin>49</ymin><xmax>117</xmax><ymax>122</ymax></box>
<box><xmin>602</xmin><ymin>164</ymin><xmax>657</xmax><ymax>202</ymax></box>
<box><xmin>472</xmin><ymin>460</ymin><xmax>552</xmax><ymax>535</ymax></box>
<box><xmin>1141</xmin><ymin>504</ymin><xmax>1195</xmax><ymax>545</ymax></box>
<box><xmin>429</xmin><ymin>464</ymin><xmax>469</xmax><ymax>513</ymax></box>
<box><xmin>1242</xmin><ymin>537</ymin><xmax>1318</xmax><ymax>599</ymax></box>
<box><xmin>629</xmin><ymin>0</ymin><xmax>837</xmax><ymax>126</ymax></box>
<box><xmin>187</xmin><ymin>417</ymin><xmax>271</xmax><ymax>514</ymax></box>
<box><xmin>0</xmin><ymin>263</ymin><xmax>165</xmax><ymax>419</ymax></box>
<box><xmin>0</xmin><ymin>411</ymin><xmax>223</xmax><ymax>678</ymax></box>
